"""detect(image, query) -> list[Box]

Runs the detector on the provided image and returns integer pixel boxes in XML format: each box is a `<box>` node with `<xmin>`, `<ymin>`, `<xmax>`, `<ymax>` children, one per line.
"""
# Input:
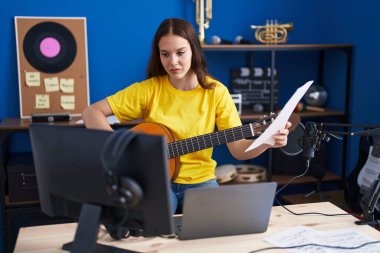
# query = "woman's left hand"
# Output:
<box><xmin>271</xmin><ymin>121</ymin><xmax>291</xmax><ymax>148</ymax></box>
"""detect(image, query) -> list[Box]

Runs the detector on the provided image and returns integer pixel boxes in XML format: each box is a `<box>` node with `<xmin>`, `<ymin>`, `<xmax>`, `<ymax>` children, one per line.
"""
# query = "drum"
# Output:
<box><xmin>234</xmin><ymin>164</ymin><xmax>267</xmax><ymax>183</ymax></box>
<box><xmin>215</xmin><ymin>164</ymin><xmax>238</xmax><ymax>184</ymax></box>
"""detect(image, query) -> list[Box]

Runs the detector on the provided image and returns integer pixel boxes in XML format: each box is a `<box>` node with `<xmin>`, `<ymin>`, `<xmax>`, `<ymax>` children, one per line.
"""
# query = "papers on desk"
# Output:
<box><xmin>264</xmin><ymin>226</ymin><xmax>380</xmax><ymax>253</ymax></box>
<box><xmin>245</xmin><ymin>80</ymin><xmax>313</xmax><ymax>152</ymax></box>
<box><xmin>75</xmin><ymin>115</ymin><xmax>120</xmax><ymax>125</ymax></box>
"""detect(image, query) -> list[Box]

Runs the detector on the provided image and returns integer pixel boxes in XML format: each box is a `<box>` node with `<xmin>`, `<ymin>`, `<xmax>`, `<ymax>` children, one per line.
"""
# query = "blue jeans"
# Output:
<box><xmin>170</xmin><ymin>179</ymin><xmax>219</xmax><ymax>214</ymax></box>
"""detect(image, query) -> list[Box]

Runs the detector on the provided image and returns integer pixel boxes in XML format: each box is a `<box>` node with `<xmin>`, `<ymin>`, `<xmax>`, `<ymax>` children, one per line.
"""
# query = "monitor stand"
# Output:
<box><xmin>62</xmin><ymin>203</ymin><xmax>140</xmax><ymax>253</ymax></box>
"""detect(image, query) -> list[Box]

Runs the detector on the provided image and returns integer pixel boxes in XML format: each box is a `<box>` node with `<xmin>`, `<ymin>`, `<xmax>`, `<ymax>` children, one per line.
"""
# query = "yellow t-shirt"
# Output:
<box><xmin>107</xmin><ymin>75</ymin><xmax>241</xmax><ymax>184</ymax></box>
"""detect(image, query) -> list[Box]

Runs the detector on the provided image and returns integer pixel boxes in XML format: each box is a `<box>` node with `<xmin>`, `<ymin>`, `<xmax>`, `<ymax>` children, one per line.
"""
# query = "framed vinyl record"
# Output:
<box><xmin>15</xmin><ymin>17</ymin><xmax>89</xmax><ymax>118</ymax></box>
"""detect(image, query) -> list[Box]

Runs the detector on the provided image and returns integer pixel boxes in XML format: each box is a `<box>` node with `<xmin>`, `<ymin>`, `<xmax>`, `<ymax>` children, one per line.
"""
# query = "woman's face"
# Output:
<box><xmin>158</xmin><ymin>33</ymin><xmax>193</xmax><ymax>81</ymax></box>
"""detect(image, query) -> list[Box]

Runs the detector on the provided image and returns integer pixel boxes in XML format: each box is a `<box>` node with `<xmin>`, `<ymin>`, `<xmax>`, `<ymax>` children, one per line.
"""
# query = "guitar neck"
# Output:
<box><xmin>167</xmin><ymin>124</ymin><xmax>256</xmax><ymax>159</ymax></box>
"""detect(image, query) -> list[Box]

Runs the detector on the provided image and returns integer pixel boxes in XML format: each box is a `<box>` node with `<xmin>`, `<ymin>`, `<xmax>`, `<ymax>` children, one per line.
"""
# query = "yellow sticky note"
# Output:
<box><xmin>35</xmin><ymin>94</ymin><xmax>50</xmax><ymax>109</ymax></box>
<box><xmin>61</xmin><ymin>95</ymin><xmax>75</xmax><ymax>110</ymax></box>
<box><xmin>25</xmin><ymin>72</ymin><xmax>40</xmax><ymax>87</ymax></box>
<box><xmin>60</xmin><ymin>78</ymin><xmax>74</xmax><ymax>93</ymax></box>
<box><xmin>44</xmin><ymin>77</ymin><xmax>59</xmax><ymax>92</ymax></box>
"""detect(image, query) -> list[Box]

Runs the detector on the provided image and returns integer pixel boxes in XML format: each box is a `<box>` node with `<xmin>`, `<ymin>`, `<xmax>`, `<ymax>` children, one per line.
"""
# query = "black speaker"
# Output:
<box><xmin>7</xmin><ymin>153</ymin><xmax>39</xmax><ymax>203</ymax></box>
<box><xmin>31</xmin><ymin>113</ymin><xmax>70</xmax><ymax>122</ymax></box>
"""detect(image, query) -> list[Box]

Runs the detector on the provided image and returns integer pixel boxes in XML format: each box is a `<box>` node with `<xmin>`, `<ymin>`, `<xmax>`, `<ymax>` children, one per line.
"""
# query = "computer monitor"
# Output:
<box><xmin>29</xmin><ymin>124</ymin><xmax>173</xmax><ymax>253</ymax></box>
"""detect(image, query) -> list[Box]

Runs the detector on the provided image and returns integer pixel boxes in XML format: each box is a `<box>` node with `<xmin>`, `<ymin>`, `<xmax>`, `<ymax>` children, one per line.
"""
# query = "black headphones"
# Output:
<box><xmin>101</xmin><ymin>129</ymin><xmax>143</xmax><ymax>209</ymax></box>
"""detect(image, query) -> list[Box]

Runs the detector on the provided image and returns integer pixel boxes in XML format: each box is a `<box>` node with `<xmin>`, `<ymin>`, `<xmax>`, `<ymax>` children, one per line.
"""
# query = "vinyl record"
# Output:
<box><xmin>23</xmin><ymin>21</ymin><xmax>77</xmax><ymax>73</ymax></box>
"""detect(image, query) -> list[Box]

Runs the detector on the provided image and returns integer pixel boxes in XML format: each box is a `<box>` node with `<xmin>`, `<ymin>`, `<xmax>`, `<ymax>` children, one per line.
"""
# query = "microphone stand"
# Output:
<box><xmin>300</xmin><ymin>122</ymin><xmax>335</xmax><ymax>200</ymax></box>
<box><xmin>302</xmin><ymin>123</ymin><xmax>380</xmax><ymax>227</ymax></box>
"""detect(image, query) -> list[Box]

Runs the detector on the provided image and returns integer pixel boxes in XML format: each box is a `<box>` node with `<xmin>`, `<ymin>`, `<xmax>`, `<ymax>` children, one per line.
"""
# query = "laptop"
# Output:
<box><xmin>173</xmin><ymin>182</ymin><xmax>277</xmax><ymax>240</ymax></box>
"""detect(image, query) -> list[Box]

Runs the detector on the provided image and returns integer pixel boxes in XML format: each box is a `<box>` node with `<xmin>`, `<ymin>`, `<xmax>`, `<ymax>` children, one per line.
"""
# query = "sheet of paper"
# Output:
<box><xmin>264</xmin><ymin>226</ymin><xmax>380</xmax><ymax>253</ymax></box>
<box><xmin>35</xmin><ymin>94</ymin><xmax>50</xmax><ymax>109</ymax></box>
<box><xmin>44</xmin><ymin>77</ymin><xmax>59</xmax><ymax>92</ymax></box>
<box><xmin>245</xmin><ymin>80</ymin><xmax>313</xmax><ymax>152</ymax></box>
<box><xmin>25</xmin><ymin>72</ymin><xmax>40</xmax><ymax>87</ymax></box>
<box><xmin>61</xmin><ymin>95</ymin><xmax>75</xmax><ymax>110</ymax></box>
<box><xmin>75</xmin><ymin>115</ymin><xmax>120</xmax><ymax>125</ymax></box>
<box><xmin>60</xmin><ymin>78</ymin><xmax>75</xmax><ymax>93</ymax></box>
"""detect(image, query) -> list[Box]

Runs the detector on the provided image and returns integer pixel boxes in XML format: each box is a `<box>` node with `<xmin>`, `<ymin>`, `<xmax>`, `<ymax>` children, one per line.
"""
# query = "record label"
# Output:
<box><xmin>40</xmin><ymin>37</ymin><xmax>61</xmax><ymax>58</ymax></box>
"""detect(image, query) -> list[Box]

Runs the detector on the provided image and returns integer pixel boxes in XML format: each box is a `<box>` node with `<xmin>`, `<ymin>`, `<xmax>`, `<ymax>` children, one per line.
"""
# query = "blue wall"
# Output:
<box><xmin>1</xmin><ymin>1</ymin><xmax>380</xmax><ymax>175</ymax></box>
<box><xmin>1</xmin><ymin>1</ymin><xmax>380</xmax><ymax>250</ymax></box>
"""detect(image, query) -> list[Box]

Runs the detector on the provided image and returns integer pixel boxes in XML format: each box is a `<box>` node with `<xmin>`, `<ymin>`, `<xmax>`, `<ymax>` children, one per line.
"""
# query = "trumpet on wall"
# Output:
<box><xmin>251</xmin><ymin>20</ymin><xmax>293</xmax><ymax>45</ymax></box>
<box><xmin>195</xmin><ymin>0</ymin><xmax>212</xmax><ymax>43</ymax></box>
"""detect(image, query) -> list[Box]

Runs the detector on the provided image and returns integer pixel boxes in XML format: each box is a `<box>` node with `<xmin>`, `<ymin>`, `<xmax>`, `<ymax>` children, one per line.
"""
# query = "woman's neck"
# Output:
<box><xmin>168</xmin><ymin>72</ymin><xmax>198</xmax><ymax>91</ymax></box>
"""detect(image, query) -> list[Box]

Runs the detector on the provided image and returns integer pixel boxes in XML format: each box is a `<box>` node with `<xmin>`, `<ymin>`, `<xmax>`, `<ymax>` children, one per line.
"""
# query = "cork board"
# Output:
<box><xmin>15</xmin><ymin>17</ymin><xmax>89</xmax><ymax>118</ymax></box>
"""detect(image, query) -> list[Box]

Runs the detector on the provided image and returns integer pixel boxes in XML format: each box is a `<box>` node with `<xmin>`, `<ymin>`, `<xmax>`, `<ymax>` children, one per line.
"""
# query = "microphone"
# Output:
<box><xmin>301</xmin><ymin>122</ymin><xmax>329</xmax><ymax>180</ymax></box>
<box><xmin>302</xmin><ymin>122</ymin><xmax>319</xmax><ymax>160</ymax></box>
<box><xmin>281</xmin><ymin>122</ymin><xmax>326</xmax><ymax>180</ymax></box>
<box><xmin>281</xmin><ymin>122</ymin><xmax>325</xmax><ymax>160</ymax></box>
<box><xmin>234</xmin><ymin>36</ymin><xmax>252</xmax><ymax>44</ymax></box>
<box><xmin>211</xmin><ymin>35</ymin><xmax>233</xmax><ymax>45</ymax></box>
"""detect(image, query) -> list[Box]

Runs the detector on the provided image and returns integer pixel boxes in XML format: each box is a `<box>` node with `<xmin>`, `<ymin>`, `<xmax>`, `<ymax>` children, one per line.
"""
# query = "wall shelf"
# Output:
<box><xmin>203</xmin><ymin>43</ymin><xmax>353</xmax><ymax>209</ymax></box>
<box><xmin>202</xmin><ymin>44</ymin><xmax>352</xmax><ymax>52</ymax></box>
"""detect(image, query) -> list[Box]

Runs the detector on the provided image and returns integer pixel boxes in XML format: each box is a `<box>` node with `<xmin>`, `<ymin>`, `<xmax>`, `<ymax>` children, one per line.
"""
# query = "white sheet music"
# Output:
<box><xmin>264</xmin><ymin>226</ymin><xmax>380</xmax><ymax>253</ymax></box>
<box><xmin>245</xmin><ymin>80</ymin><xmax>313</xmax><ymax>152</ymax></box>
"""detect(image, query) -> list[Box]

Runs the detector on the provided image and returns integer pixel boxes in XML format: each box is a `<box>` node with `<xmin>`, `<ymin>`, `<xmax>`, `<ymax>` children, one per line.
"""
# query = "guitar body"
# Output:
<box><xmin>131</xmin><ymin>123</ymin><xmax>180</xmax><ymax>181</ymax></box>
<box><xmin>345</xmin><ymin>134</ymin><xmax>380</xmax><ymax>215</ymax></box>
<box><xmin>345</xmin><ymin>136</ymin><xmax>372</xmax><ymax>212</ymax></box>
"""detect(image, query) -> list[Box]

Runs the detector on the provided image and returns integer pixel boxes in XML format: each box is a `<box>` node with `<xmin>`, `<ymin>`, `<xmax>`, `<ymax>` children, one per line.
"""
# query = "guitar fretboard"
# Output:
<box><xmin>167</xmin><ymin>123</ymin><xmax>259</xmax><ymax>158</ymax></box>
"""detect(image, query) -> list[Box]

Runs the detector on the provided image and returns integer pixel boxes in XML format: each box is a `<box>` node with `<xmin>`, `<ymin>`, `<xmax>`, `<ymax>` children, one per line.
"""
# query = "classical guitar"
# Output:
<box><xmin>131</xmin><ymin>113</ymin><xmax>300</xmax><ymax>181</ymax></box>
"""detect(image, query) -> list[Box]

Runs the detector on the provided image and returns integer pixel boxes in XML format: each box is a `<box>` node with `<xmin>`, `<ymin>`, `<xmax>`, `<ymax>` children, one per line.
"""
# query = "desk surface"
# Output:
<box><xmin>14</xmin><ymin>202</ymin><xmax>380</xmax><ymax>253</ymax></box>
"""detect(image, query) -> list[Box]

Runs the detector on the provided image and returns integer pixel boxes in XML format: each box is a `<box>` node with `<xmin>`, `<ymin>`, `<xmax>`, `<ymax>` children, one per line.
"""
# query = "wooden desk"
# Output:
<box><xmin>14</xmin><ymin>202</ymin><xmax>380</xmax><ymax>253</ymax></box>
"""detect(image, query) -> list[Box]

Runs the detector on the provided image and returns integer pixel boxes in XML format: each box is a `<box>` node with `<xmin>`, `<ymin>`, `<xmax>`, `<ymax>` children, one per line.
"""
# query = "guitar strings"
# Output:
<box><xmin>168</xmin><ymin>127</ymin><xmax>250</xmax><ymax>158</ymax></box>
<box><xmin>167</xmin><ymin>122</ymin><xmax>266</xmax><ymax>158</ymax></box>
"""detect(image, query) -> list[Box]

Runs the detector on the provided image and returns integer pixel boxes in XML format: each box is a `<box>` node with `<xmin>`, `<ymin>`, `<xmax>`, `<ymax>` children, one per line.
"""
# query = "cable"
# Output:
<box><xmin>275</xmin><ymin>159</ymin><xmax>349</xmax><ymax>216</ymax></box>
<box><xmin>275</xmin><ymin>197</ymin><xmax>349</xmax><ymax>216</ymax></box>
<box><xmin>248</xmin><ymin>240</ymin><xmax>380</xmax><ymax>253</ymax></box>
<box><xmin>275</xmin><ymin>160</ymin><xmax>310</xmax><ymax>196</ymax></box>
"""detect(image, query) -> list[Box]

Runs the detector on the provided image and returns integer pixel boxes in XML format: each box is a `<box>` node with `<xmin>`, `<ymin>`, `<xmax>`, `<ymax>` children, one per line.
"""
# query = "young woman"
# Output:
<box><xmin>82</xmin><ymin>18</ymin><xmax>290</xmax><ymax>214</ymax></box>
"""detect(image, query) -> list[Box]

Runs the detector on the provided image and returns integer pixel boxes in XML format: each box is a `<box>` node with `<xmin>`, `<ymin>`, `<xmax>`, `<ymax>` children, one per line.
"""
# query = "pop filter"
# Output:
<box><xmin>280</xmin><ymin>122</ymin><xmax>304</xmax><ymax>156</ymax></box>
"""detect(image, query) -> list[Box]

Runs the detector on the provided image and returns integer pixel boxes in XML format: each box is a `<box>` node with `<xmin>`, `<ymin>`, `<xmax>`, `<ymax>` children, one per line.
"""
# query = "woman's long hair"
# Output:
<box><xmin>147</xmin><ymin>18</ymin><xmax>215</xmax><ymax>89</ymax></box>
